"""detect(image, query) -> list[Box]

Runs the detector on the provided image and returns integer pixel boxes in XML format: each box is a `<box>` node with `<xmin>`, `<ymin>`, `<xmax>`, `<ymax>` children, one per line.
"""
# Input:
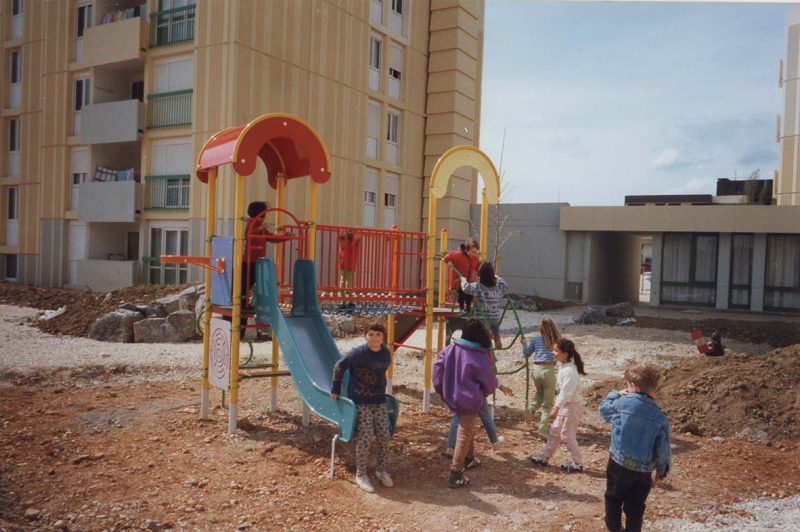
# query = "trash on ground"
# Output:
<box><xmin>39</xmin><ymin>306</ymin><xmax>67</xmax><ymax>321</ymax></box>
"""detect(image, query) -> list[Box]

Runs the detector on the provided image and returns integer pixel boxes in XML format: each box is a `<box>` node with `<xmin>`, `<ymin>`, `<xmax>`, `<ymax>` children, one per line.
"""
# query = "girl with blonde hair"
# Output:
<box><xmin>522</xmin><ymin>317</ymin><xmax>561</xmax><ymax>440</ymax></box>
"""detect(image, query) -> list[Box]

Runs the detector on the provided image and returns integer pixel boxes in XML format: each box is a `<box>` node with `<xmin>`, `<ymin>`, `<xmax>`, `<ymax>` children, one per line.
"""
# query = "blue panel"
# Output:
<box><xmin>210</xmin><ymin>237</ymin><xmax>234</xmax><ymax>306</ymax></box>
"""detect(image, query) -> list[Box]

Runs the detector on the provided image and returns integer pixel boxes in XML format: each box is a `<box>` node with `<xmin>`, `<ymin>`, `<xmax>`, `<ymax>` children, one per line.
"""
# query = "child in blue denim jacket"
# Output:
<box><xmin>599</xmin><ymin>363</ymin><xmax>671</xmax><ymax>532</ymax></box>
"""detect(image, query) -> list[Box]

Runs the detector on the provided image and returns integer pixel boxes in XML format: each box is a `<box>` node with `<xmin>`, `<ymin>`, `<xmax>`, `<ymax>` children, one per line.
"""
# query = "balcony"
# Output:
<box><xmin>81</xmin><ymin>99</ymin><xmax>144</xmax><ymax>145</ymax></box>
<box><xmin>143</xmin><ymin>256</ymin><xmax>188</xmax><ymax>285</ymax></box>
<box><xmin>150</xmin><ymin>5</ymin><xmax>196</xmax><ymax>48</ymax></box>
<box><xmin>76</xmin><ymin>259</ymin><xmax>142</xmax><ymax>292</ymax></box>
<box><xmin>144</xmin><ymin>174</ymin><xmax>190</xmax><ymax>212</ymax></box>
<box><xmin>79</xmin><ymin>17</ymin><xmax>147</xmax><ymax>69</ymax></box>
<box><xmin>146</xmin><ymin>90</ymin><xmax>192</xmax><ymax>129</ymax></box>
<box><xmin>78</xmin><ymin>181</ymin><xmax>142</xmax><ymax>223</ymax></box>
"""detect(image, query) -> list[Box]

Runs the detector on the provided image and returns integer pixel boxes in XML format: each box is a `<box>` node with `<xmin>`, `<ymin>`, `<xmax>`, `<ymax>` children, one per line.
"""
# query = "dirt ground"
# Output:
<box><xmin>1</xmin><ymin>283</ymin><xmax>800</xmax><ymax>531</ymax></box>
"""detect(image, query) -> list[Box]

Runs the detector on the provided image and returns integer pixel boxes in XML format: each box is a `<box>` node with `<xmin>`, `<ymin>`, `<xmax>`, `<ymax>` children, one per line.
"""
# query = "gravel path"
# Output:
<box><xmin>649</xmin><ymin>495</ymin><xmax>800</xmax><ymax>531</ymax></box>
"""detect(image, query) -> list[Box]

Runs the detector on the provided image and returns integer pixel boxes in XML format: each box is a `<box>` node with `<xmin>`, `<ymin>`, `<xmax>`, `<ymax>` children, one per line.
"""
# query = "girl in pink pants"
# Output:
<box><xmin>530</xmin><ymin>338</ymin><xmax>587</xmax><ymax>472</ymax></box>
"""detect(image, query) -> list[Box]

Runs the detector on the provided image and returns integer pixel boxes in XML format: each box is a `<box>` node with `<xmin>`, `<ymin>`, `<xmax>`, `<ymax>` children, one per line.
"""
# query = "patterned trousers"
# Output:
<box><xmin>356</xmin><ymin>403</ymin><xmax>390</xmax><ymax>477</ymax></box>
<box><xmin>451</xmin><ymin>414</ymin><xmax>478</xmax><ymax>471</ymax></box>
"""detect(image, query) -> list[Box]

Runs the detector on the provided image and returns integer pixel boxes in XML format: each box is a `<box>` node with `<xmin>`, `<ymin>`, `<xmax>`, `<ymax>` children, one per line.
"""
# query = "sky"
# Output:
<box><xmin>478</xmin><ymin>1</ymin><xmax>796</xmax><ymax>206</ymax></box>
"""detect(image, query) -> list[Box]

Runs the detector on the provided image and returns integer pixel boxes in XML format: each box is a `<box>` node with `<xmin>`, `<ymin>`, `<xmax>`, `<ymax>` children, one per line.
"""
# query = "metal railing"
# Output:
<box><xmin>143</xmin><ymin>256</ymin><xmax>188</xmax><ymax>285</ymax></box>
<box><xmin>146</xmin><ymin>89</ymin><xmax>192</xmax><ymax>129</ymax></box>
<box><xmin>149</xmin><ymin>4</ymin><xmax>195</xmax><ymax>48</ymax></box>
<box><xmin>144</xmin><ymin>174</ymin><xmax>190</xmax><ymax>211</ymax></box>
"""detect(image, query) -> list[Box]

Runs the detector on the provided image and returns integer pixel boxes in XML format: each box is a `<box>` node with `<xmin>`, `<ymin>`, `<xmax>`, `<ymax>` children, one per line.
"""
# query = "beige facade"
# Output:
<box><xmin>0</xmin><ymin>0</ymin><xmax>484</xmax><ymax>288</ymax></box>
<box><xmin>779</xmin><ymin>7</ymin><xmax>800</xmax><ymax>206</ymax></box>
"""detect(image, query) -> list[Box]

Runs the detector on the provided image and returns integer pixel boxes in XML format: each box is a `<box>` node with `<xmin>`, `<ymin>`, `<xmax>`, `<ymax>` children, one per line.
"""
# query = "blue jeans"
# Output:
<box><xmin>448</xmin><ymin>400</ymin><xmax>498</xmax><ymax>447</ymax></box>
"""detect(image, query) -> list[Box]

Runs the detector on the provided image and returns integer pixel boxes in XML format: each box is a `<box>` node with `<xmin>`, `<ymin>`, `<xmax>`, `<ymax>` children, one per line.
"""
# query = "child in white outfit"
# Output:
<box><xmin>530</xmin><ymin>338</ymin><xmax>587</xmax><ymax>472</ymax></box>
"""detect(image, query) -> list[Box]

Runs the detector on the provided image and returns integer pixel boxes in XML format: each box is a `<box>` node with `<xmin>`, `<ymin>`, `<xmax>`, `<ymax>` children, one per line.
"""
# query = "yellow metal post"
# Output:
<box><xmin>307</xmin><ymin>181</ymin><xmax>317</xmax><ymax>259</ymax></box>
<box><xmin>423</xmin><ymin>197</ymin><xmax>437</xmax><ymax>412</ymax></box>
<box><xmin>228</xmin><ymin>173</ymin><xmax>247</xmax><ymax>434</ymax></box>
<box><xmin>480</xmin><ymin>187</ymin><xmax>489</xmax><ymax>262</ymax></box>
<box><xmin>200</xmin><ymin>167</ymin><xmax>217</xmax><ymax>420</ymax></box>
<box><xmin>437</xmin><ymin>228</ymin><xmax>448</xmax><ymax>353</ymax></box>
<box><xmin>386</xmin><ymin>225</ymin><xmax>399</xmax><ymax>393</ymax></box>
<box><xmin>270</xmin><ymin>174</ymin><xmax>286</xmax><ymax>411</ymax></box>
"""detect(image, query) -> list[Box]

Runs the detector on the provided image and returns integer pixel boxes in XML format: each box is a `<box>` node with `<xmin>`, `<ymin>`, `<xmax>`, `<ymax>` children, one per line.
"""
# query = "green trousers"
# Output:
<box><xmin>529</xmin><ymin>364</ymin><xmax>557</xmax><ymax>438</ymax></box>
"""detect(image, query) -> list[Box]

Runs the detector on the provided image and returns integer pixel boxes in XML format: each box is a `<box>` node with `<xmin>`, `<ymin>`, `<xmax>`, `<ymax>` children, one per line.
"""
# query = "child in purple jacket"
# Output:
<box><xmin>432</xmin><ymin>318</ymin><xmax>499</xmax><ymax>488</ymax></box>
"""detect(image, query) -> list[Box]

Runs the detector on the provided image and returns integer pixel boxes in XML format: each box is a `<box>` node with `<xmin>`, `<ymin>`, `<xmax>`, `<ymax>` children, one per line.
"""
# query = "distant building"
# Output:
<box><xmin>778</xmin><ymin>7</ymin><xmax>800</xmax><ymax>206</ymax></box>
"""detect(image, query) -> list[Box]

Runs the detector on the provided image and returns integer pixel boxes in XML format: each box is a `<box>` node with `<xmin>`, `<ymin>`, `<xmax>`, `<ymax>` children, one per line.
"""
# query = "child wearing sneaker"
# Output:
<box><xmin>330</xmin><ymin>322</ymin><xmax>393</xmax><ymax>493</ymax></box>
<box><xmin>432</xmin><ymin>318</ymin><xmax>499</xmax><ymax>488</ymax></box>
<box><xmin>530</xmin><ymin>338</ymin><xmax>586</xmax><ymax>472</ymax></box>
<box><xmin>445</xmin><ymin>384</ymin><xmax>514</xmax><ymax>457</ymax></box>
<box><xmin>522</xmin><ymin>317</ymin><xmax>562</xmax><ymax>441</ymax></box>
<box><xmin>599</xmin><ymin>363</ymin><xmax>671</xmax><ymax>532</ymax></box>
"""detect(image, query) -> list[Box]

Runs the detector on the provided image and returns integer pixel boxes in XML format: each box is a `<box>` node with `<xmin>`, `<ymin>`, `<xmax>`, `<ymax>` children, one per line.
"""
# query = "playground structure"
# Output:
<box><xmin>162</xmin><ymin>112</ymin><xmax>519</xmax><ymax>446</ymax></box>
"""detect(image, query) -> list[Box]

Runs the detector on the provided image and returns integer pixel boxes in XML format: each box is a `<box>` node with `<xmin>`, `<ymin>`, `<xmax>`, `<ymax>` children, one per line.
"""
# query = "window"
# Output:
<box><xmin>76</xmin><ymin>4</ymin><xmax>92</xmax><ymax>38</ymax></box>
<box><xmin>10</xmin><ymin>0</ymin><xmax>22</xmax><ymax>40</ymax></box>
<box><xmin>147</xmin><ymin>138</ymin><xmax>191</xmax><ymax>210</ymax></box>
<box><xmin>5</xmin><ymin>254</ymin><xmax>17</xmax><ymax>280</ymax></box>
<box><xmin>764</xmin><ymin>235</ymin><xmax>800</xmax><ymax>311</ymax></box>
<box><xmin>729</xmin><ymin>234</ymin><xmax>753</xmax><ymax>309</ymax></box>
<box><xmin>364</xmin><ymin>168</ymin><xmax>377</xmax><ymax>227</ymax></box>
<box><xmin>6</xmin><ymin>186</ymin><xmax>18</xmax><ymax>247</ymax></box>
<box><xmin>11</xmin><ymin>0</ymin><xmax>22</xmax><ymax>16</ymax></box>
<box><xmin>384</xmin><ymin>173</ymin><xmax>397</xmax><ymax>228</ymax></box>
<box><xmin>7</xmin><ymin>118</ymin><xmax>19</xmax><ymax>176</ymax></box>
<box><xmin>660</xmin><ymin>233</ymin><xmax>718</xmax><ymax>306</ymax></box>
<box><xmin>74</xmin><ymin>77</ymin><xmax>90</xmax><ymax>112</ymax></box>
<box><xmin>366</xmin><ymin>101</ymin><xmax>380</xmax><ymax>159</ymax></box>
<box><xmin>369</xmin><ymin>36</ymin><xmax>381</xmax><ymax>92</ymax></box>
<box><xmin>370</xmin><ymin>0</ymin><xmax>382</xmax><ymax>25</ymax></box>
<box><xmin>386</xmin><ymin>111</ymin><xmax>399</xmax><ymax>165</ymax></box>
<box><xmin>391</xmin><ymin>0</ymin><xmax>403</xmax><ymax>15</ymax></box>
<box><xmin>154</xmin><ymin>54</ymin><xmax>194</xmax><ymax>93</ymax></box>
<box><xmin>10</xmin><ymin>50</ymin><xmax>21</xmax><ymax>83</ymax></box>
<box><xmin>390</xmin><ymin>0</ymin><xmax>404</xmax><ymax>35</ymax></box>
<box><xmin>70</xmin><ymin>148</ymin><xmax>88</xmax><ymax>211</ymax></box>
<box><xmin>389</xmin><ymin>44</ymin><xmax>402</xmax><ymax>100</ymax></box>
<box><xmin>148</xmin><ymin>227</ymin><xmax>189</xmax><ymax>284</ymax></box>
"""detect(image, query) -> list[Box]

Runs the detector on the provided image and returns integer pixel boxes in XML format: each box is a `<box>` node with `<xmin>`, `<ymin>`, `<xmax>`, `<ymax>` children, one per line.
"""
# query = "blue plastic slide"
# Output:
<box><xmin>255</xmin><ymin>258</ymin><xmax>398</xmax><ymax>443</ymax></box>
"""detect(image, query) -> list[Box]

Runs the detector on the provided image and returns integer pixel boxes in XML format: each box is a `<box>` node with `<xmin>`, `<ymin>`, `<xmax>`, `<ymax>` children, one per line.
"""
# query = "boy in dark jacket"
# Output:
<box><xmin>599</xmin><ymin>363</ymin><xmax>671</xmax><ymax>532</ymax></box>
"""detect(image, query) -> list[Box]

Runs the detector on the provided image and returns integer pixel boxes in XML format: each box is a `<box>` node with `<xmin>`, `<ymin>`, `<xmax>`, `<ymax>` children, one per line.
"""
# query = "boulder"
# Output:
<box><xmin>164</xmin><ymin>310</ymin><xmax>198</xmax><ymax>342</ymax></box>
<box><xmin>134</xmin><ymin>318</ymin><xmax>167</xmax><ymax>343</ymax></box>
<box><xmin>578</xmin><ymin>305</ymin><xmax>606</xmax><ymax>325</ymax></box>
<box><xmin>179</xmin><ymin>285</ymin><xmax>203</xmax><ymax>312</ymax></box>
<box><xmin>145</xmin><ymin>301</ymin><xmax>167</xmax><ymax>318</ymax></box>
<box><xmin>606</xmin><ymin>302</ymin><xmax>634</xmax><ymax>318</ymax></box>
<box><xmin>155</xmin><ymin>294</ymin><xmax>182</xmax><ymax>315</ymax></box>
<box><xmin>118</xmin><ymin>302</ymin><xmax>139</xmax><ymax>313</ymax></box>
<box><xmin>323</xmin><ymin>314</ymin><xmax>343</xmax><ymax>338</ymax></box>
<box><xmin>88</xmin><ymin>309</ymin><xmax>143</xmax><ymax>343</ymax></box>
<box><xmin>336</xmin><ymin>315</ymin><xmax>357</xmax><ymax>335</ymax></box>
<box><xmin>515</xmin><ymin>297</ymin><xmax>538</xmax><ymax>312</ymax></box>
<box><xmin>194</xmin><ymin>296</ymin><xmax>206</xmax><ymax>319</ymax></box>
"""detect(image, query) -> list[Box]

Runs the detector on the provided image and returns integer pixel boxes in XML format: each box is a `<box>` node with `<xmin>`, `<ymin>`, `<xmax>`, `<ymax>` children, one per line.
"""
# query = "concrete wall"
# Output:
<box><xmin>77</xmin><ymin>259</ymin><xmax>141</xmax><ymax>292</ymax></box>
<box><xmin>39</xmin><ymin>219</ymin><xmax>68</xmax><ymax>287</ymax></box>
<box><xmin>469</xmin><ymin>202</ymin><xmax>569</xmax><ymax>299</ymax></box>
<box><xmin>586</xmin><ymin>232</ymin><xmax>642</xmax><ymax>305</ymax></box>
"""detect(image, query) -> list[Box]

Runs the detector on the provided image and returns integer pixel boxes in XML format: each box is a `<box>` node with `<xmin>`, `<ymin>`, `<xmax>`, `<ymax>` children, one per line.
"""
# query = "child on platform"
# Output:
<box><xmin>444</xmin><ymin>237</ymin><xmax>481</xmax><ymax>312</ymax></box>
<box><xmin>460</xmin><ymin>261</ymin><xmax>509</xmax><ymax>349</ymax></box>
<box><xmin>330</xmin><ymin>322</ymin><xmax>393</xmax><ymax>493</ymax></box>
<box><xmin>432</xmin><ymin>318</ymin><xmax>499</xmax><ymax>488</ymax></box>
<box><xmin>599</xmin><ymin>363</ymin><xmax>671</xmax><ymax>532</ymax></box>
<box><xmin>530</xmin><ymin>338</ymin><xmax>587</xmax><ymax>472</ymax></box>
<box><xmin>242</xmin><ymin>201</ymin><xmax>271</xmax><ymax>307</ymax></box>
<box><xmin>521</xmin><ymin>317</ymin><xmax>562</xmax><ymax>440</ymax></box>
<box><xmin>338</xmin><ymin>230</ymin><xmax>361</xmax><ymax>298</ymax></box>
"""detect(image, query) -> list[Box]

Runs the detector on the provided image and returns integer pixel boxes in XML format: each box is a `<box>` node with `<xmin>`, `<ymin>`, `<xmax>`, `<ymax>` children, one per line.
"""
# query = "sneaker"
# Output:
<box><xmin>356</xmin><ymin>475</ymin><xmax>375</xmax><ymax>493</ymax></box>
<box><xmin>464</xmin><ymin>456</ymin><xmax>481</xmax><ymax>470</ymax></box>
<box><xmin>491</xmin><ymin>435</ymin><xmax>505</xmax><ymax>452</ymax></box>
<box><xmin>445</xmin><ymin>447</ymin><xmax>455</xmax><ymax>457</ymax></box>
<box><xmin>448</xmin><ymin>469</ymin><xmax>469</xmax><ymax>489</ymax></box>
<box><xmin>375</xmin><ymin>470</ymin><xmax>393</xmax><ymax>487</ymax></box>
<box><xmin>561</xmin><ymin>461</ymin><xmax>583</xmax><ymax>473</ymax></box>
<box><xmin>530</xmin><ymin>453</ymin><xmax>549</xmax><ymax>466</ymax></box>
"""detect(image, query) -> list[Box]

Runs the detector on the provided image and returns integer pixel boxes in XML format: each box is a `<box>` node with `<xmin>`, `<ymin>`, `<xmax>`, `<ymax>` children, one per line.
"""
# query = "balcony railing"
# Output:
<box><xmin>150</xmin><ymin>4</ymin><xmax>196</xmax><ymax>48</ymax></box>
<box><xmin>143</xmin><ymin>256</ymin><xmax>188</xmax><ymax>285</ymax></box>
<box><xmin>146</xmin><ymin>89</ymin><xmax>192</xmax><ymax>129</ymax></box>
<box><xmin>144</xmin><ymin>174</ymin><xmax>190</xmax><ymax>211</ymax></box>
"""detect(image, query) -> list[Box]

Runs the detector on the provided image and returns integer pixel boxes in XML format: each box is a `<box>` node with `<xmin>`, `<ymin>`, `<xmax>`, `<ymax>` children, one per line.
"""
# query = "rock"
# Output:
<box><xmin>155</xmin><ymin>294</ymin><xmax>182</xmax><ymax>315</ymax></box>
<box><xmin>515</xmin><ymin>297</ymin><xmax>538</xmax><ymax>311</ymax></box>
<box><xmin>164</xmin><ymin>310</ymin><xmax>198</xmax><ymax>342</ymax></box>
<box><xmin>145</xmin><ymin>301</ymin><xmax>167</xmax><ymax>318</ymax></box>
<box><xmin>578</xmin><ymin>305</ymin><xmax>606</xmax><ymax>325</ymax></box>
<box><xmin>336</xmin><ymin>315</ymin><xmax>357</xmax><ymax>335</ymax></box>
<box><xmin>244</xmin><ymin>318</ymin><xmax>258</xmax><ymax>342</ymax></box>
<box><xmin>606</xmin><ymin>302</ymin><xmax>634</xmax><ymax>317</ymax></box>
<box><xmin>134</xmin><ymin>318</ymin><xmax>167</xmax><ymax>343</ymax></box>
<box><xmin>53</xmin><ymin>519</ymin><xmax>68</xmax><ymax>529</ymax></box>
<box><xmin>117</xmin><ymin>302</ymin><xmax>140</xmax><ymax>313</ymax></box>
<box><xmin>179</xmin><ymin>285</ymin><xmax>202</xmax><ymax>313</ymax></box>
<box><xmin>88</xmin><ymin>309</ymin><xmax>143</xmax><ymax>343</ymax></box>
<box><xmin>24</xmin><ymin>508</ymin><xmax>40</xmax><ymax>520</ymax></box>
<box><xmin>194</xmin><ymin>297</ymin><xmax>206</xmax><ymax>320</ymax></box>
<box><xmin>238</xmin><ymin>522</ymin><xmax>251</xmax><ymax>530</ymax></box>
<box><xmin>323</xmin><ymin>315</ymin><xmax>343</xmax><ymax>338</ymax></box>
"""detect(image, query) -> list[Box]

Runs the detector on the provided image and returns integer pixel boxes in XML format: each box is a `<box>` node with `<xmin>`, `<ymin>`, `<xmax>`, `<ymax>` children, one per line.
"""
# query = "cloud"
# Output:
<box><xmin>651</xmin><ymin>149</ymin><xmax>682</xmax><ymax>170</ymax></box>
<box><xmin>662</xmin><ymin>177</ymin><xmax>717</xmax><ymax>195</ymax></box>
<box><xmin>735</xmin><ymin>146</ymin><xmax>778</xmax><ymax>166</ymax></box>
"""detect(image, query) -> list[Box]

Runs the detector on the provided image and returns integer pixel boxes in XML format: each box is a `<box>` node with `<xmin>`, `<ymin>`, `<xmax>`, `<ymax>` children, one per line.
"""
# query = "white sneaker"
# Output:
<box><xmin>375</xmin><ymin>470</ymin><xmax>393</xmax><ymax>487</ymax></box>
<box><xmin>356</xmin><ymin>475</ymin><xmax>375</xmax><ymax>493</ymax></box>
<box><xmin>492</xmin><ymin>435</ymin><xmax>505</xmax><ymax>451</ymax></box>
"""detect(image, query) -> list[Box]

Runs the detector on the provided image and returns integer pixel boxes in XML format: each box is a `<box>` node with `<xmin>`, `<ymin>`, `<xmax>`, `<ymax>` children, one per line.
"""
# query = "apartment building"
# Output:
<box><xmin>779</xmin><ymin>6</ymin><xmax>800</xmax><ymax>206</ymax></box>
<box><xmin>0</xmin><ymin>0</ymin><xmax>485</xmax><ymax>290</ymax></box>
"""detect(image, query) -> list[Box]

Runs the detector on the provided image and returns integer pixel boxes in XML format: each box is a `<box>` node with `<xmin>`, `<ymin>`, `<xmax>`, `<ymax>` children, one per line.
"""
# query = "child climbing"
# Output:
<box><xmin>243</xmin><ymin>201</ymin><xmax>271</xmax><ymax>307</ymax></box>
<box><xmin>530</xmin><ymin>338</ymin><xmax>587</xmax><ymax>472</ymax></box>
<box><xmin>599</xmin><ymin>363</ymin><xmax>671</xmax><ymax>532</ymax></box>
<box><xmin>432</xmin><ymin>318</ymin><xmax>499</xmax><ymax>488</ymax></box>
<box><xmin>460</xmin><ymin>261</ymin><xmax>509</xmax><ymax>349</ymax></box>
<box><xmin>338</xmin><ymin>229</ymin><xmax>361</xmax><ymax>297</ymax></box>
<box><xmin>444</xmin><ymin>237</ymin><xmax>481</xmax><ymax>312</ymax></box>
<box><xmin>330</xmin><ymin>322</ymin><xmax>393</xmax><ymax>493</ymax></box>
<box><xmin>521</xmin><ymin>317</ymin><xmax>562</xmax><ymax>441</ymax></box>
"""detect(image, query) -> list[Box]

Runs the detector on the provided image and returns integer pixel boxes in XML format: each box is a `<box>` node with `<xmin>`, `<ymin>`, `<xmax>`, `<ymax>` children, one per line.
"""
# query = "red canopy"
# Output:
<box><xmin>195</xmin><ymin>113</ymin><xmax>331</xmax><ymax>188</ymax></box>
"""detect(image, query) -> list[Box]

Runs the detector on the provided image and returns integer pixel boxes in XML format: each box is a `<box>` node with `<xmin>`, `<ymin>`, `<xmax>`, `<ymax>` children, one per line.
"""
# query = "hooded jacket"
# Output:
<box><xmin>432</xmin><ymin>339</ymin><xmax>498</xmax><ymax>416</ymax></box>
